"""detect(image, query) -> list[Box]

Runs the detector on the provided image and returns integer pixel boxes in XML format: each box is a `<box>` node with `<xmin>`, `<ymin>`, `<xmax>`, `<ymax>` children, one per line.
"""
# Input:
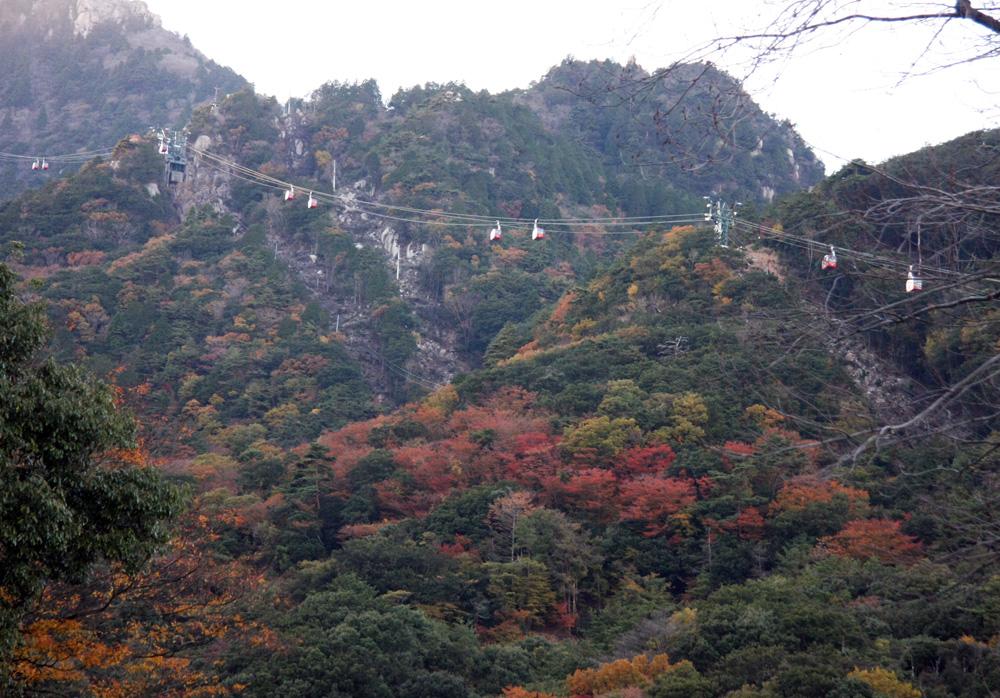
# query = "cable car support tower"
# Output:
<box><xmin>158</xmin><ymin>130</ymin><xmax>188</xmax><ymax>185</ymax></box>
<box><xmin>703</xmin><ymin>197</ymin><xmax>741</xmax><ymax>248</ymax></box>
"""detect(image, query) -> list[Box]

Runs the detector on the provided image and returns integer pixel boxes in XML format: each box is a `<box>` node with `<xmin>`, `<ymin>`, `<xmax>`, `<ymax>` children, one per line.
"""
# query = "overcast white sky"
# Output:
<box><xmin>141</xmin><ymin>0</ymin><xmax>1000</xmax><ymax>173</ymax></box>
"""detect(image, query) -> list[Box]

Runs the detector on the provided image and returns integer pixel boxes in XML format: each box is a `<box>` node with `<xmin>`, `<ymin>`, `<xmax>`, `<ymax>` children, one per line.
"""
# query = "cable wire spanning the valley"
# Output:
<box><xmin>189</xmin><ymin>145</ymin><xmax>710</xmax><ymax>234</ymax></box>
<box><xmin>357</xmin><ymin>345</ymin><xmax>444</xmax><ymax>391</ymax></box>
<box><xmin>0</xmin><ymin>146</ymin><xmax>117</xmax><ymax>165</ymax></box>
<box><xmin>1</xmin><ymin>140</ymin><xmax>995</xmax><ymax>288</ymax></box>
<box><xmin>733</xmin><ymin>218</ymin><xmax>1000</xmax><ymax>285</ymax></box>
<box><xmin>189</xmin><ymin>145</ymin><xmax>998</xmax><ymax>289</ymax></box>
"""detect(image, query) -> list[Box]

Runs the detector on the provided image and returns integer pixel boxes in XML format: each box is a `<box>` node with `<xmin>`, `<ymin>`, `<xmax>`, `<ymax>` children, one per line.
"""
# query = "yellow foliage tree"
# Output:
<box><xmin>848</xmin><ymin>667</ymin><xmax>922</xmax><ymax>698</ymax></box>
<box><xmin>562</xmin><ymin>416</ymin><xmax>642</xmax><ymax>462</ymax></box>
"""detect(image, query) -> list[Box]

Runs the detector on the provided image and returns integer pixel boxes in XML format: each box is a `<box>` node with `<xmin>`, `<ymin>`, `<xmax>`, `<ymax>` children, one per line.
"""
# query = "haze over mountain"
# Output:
<box><xmin>3</xmin><ymin>1</ymin><xmax>1000</xmax><ymax>697</ymax></box>
<box><xmin>0</xmin><ymin>0</ymin><xmax>823</xmax><ymax>204</ymax></box>
<box><xmin>0</xmin><ymin>0</ymin><xmax>245</xmax><ymax>196</ymax></box>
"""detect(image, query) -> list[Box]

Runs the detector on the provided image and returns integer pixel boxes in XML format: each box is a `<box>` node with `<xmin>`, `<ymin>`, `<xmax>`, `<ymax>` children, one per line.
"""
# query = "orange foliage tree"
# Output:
<box><xmin>822</xmin><ymin>519</ymin><xmax>925</xmax><ymax>565</ymax></box>
<box><xmin>541</xmin><ymin>468</ymin><xmax>619</xmax><ymax>525</ymax></box>
<box><xmin>566</xmin><ymin>653</ymin><xmax>685</xmax><ymax>696</ymax></box>
<box><xmin>771</xmin><ymin>475</ymin><xmax>870</xmax><ymax>515</ymax></box>
<box><xmin>613</xmin><ymin>443</ymin><xmax>676</xmax><ymax>479</ymax></box>
<box><xmin>502</xmin><ymin>687</ymin><xmax>559</xmax><ymax>698</ymax></box>
<box><xmin>724</xmin><ymin>506</ymin><xmax>767</xmax><ymax>541</ymax></box>
<box><xmin>10</xmin><ymin>511</ymin><xmax>274</xmax><ymax>696</ymax></box>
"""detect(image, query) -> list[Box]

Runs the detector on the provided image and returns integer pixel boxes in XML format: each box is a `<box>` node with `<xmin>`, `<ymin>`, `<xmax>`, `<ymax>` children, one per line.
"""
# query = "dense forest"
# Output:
<box><xmin>3</xmin><ymin>2</ymin><xmax>1000</xmax><ymax>698</ymax></box>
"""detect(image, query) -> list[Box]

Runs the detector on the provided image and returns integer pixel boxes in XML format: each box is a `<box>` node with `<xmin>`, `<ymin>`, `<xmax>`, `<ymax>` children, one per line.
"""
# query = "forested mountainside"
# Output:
<box><xmin>0</xmin><ymin>0</ymin><xmax>245</xmax><ymax>196</ymax></box>
<box><xmin>767</xmin><ymin>129</ymin><xmax>1000</xmax><ymax>444</ymax></box>
<box><xmin>3</xmin><ymin>2</ymin><xmax>1000</xmax><ymax>696</ymax></box>
<box><xmin>3</xmin><ymin>117</ymin><xmax>1000</xmax><ymax>696</ymax></box>
<box><xmin>518</xmin><ymin>59</ymin><xmax>825</xmax><ymax>203</ymax></box>
<box><xmin>271</xmin><ymin>62</ymin><xmax>823</xmax><ymax>220</ymax></box>
<box><xmin>169</xmin><ymin>66</ymin><xmax>821</xmax><ymax>392</ymax></box>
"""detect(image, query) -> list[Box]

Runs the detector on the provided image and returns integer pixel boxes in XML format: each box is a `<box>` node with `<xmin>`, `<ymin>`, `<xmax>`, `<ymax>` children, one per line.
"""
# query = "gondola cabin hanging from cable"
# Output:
<box><xmin>489</xmin><ymin>221</ymin><xmax>501</xmax><ymax>241</ymax></box>
<box><xmin>31</xmin><ymin>159</ymin><xmax>39</xmax><ymax>171</ymax></box>
<box><xmin>532</xmin><ymin>219</ymin><xmax>545</xmax><ymax>240</ymax></box>
<box><xmin>41</xmin><ymin>159</ymin><xmax>48</xmax><ymax>170</ymax></box>
<box><xmin>307</xmin><ymin>192</ymin><xmax>318</xmax><ymax>208</ymax></box>
<box><xmin>284</xmin><ymin>186</ymin><xmax>295</xmax><ymax>201</ymax></box>
<box><xmin>821</xmin><ymin>246</ymin><xmax>837</xmax><ymax>270</ymax></box>
<box><xmin>906</xmin><ymin>266</ymin><xmax>923</xmax><ymax>293</ymax></box>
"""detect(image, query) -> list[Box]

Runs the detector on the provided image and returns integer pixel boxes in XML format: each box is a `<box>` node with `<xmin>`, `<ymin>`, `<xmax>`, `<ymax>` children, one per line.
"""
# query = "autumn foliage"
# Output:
<box><xmin>11</xmin><ymin>513</ymin><xmax>274</xmax><ymax>697</ymax></box>
<box><xmin>502</xmin><ymin>687</ymin><xmax>559</xmax><ymax>698</ymax></box>
<box><xmin>772</xmin><ymin>475</ymin><xmax>870</xmax><ymax>515</ymax></box>
<box><xmin>822</xmin><ymin>519</ymin><xmax>925</xmax><ymax>565</ymax></box>
<box><xmin>848</xmin><ymin>667</ymin><xmax>922</xmax><ymax>698</ymax></box>
<box><xmin>566</xmin><ymin>653</ymin><xmax>685</xmax><ymax>696</ymax></box>
<box><xmin>618</xmin><ymin>476</ymin><xmax>701</xmax><ymax>537</ymax></box>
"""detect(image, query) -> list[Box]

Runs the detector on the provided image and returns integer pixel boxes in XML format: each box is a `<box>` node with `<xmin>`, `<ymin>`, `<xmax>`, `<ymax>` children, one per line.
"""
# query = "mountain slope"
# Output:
<box><xmin>5</xmin><ymin>52</ymin><xmax>1000</xmax><ymax>695</ymax></box>
<box><xmin>169</xmin><ymin>64</ymin><xmax>827</xmax><ymax>396</ymax></box>
<box><xmin>520</xmin><ymin>59</ymin><xmax>826</xmax><ymax>203</ymax></box>
<box><xmin>0</xmin><ymin>0</ymin><xmax>245</xmax><ymax>197</ymax></box>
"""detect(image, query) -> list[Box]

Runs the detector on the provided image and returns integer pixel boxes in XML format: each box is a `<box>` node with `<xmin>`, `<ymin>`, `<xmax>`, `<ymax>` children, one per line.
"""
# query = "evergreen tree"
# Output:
<box><xmin>0</xmin><ymin>262</ymin><xmax>180</xmax><ymax>689</ymax></box>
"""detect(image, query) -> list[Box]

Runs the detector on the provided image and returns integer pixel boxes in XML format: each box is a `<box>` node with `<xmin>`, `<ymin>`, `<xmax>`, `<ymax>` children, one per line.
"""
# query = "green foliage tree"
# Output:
<box><xmin>485</xmin><ymin>559</ymin><xmax>557</xmax><ymax>627</ymax></box>
<box><xmin>648</xmin><ymin>662</ymin><xmax>713</xmax><ymax>698</ymax></box>
<box><xmin>233</xmin><ymin>575</ymin><xmax>482</xmax><ymax>698</ymax></box>
<box><xmin>0</xmin><ymin>263</ymin><xmax>180</xmax><ymax>687</ymax></box>
<box><xmin>518</xmin><ymin>507</ymin><xmax>596</xmax><ymax>615</ymax></box>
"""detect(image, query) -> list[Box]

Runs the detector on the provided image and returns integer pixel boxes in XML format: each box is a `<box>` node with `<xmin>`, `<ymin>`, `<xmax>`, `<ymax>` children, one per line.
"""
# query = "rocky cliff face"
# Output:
<box><xmin>0</xmin><ymin>0</ymin><xmax>158</xmax><ymax>37</ymax></box>
<box><xmin>173</xmin><ymin>112</ymin><xmax>467</xmax><ymax>401</ymax></box>
<box><xmin>71</xmin><ymin>0</ymin><xmax>158</xmax><ymax>37</ymax></box>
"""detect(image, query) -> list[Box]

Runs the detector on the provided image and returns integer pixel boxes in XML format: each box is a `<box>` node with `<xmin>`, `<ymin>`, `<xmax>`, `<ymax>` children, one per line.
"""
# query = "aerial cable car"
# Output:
<box><xmin>906</xmin><ymin>265</ymin><xmax>923</xmax><ymax>293</ymax></box>
<box><xmin>821</xmin><ymin>245</ymin><xmax>837</xmax><ymax>270</ymax></box>
<box><xmin>532</xmin><ymin>219</ymin><xmax>545</xmax><ymax>240</ymax></box>
<box><xmin>489</xmin><ymin>220</ymin><xmax>501</xmax><ymax>241</ymax></box>
<box><xmin>41</xmin><ymin>159</ymin><xmax>49</xmax><ymax>170</ymax></box>
<box><xmin>284</xmin><ymin>185</ymin><xmax>295</xmax><ymax>201</ymax></box>
<box><xmin>307</xmin><ymin>192</ymin><xmax>318</xmax><ymax>209</ymax></box>
<box><xmin>31</xmin><ymin>158</ymin><xmax>39</xmax><ymax>171</ymax></box>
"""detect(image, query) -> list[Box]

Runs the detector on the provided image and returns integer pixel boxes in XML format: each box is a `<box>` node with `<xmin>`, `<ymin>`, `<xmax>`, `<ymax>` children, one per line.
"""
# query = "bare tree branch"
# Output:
<box><xmin>956</xmin><ymin>0</ymin><xmax>1000</xmax><ymax>34</ymax></box>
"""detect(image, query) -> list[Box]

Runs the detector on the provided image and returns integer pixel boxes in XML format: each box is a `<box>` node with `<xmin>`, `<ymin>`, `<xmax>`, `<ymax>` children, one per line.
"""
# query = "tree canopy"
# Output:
<box><xmin>0</xmin><ymin>261</ymin><xmax>180</xmax><ymax>689</ymax></box>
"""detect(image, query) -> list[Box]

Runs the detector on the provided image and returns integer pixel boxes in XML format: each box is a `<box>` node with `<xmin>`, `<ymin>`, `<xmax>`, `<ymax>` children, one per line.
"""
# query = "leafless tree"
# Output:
<box><xmin>444</xmin><ymin>289</ymin><xmax>481</xmax><ymax>348</ymax></box>
<box><xmin>564</xmin><ymin>1</ymin><xmax>1000</xmax><ymax>178</ymax></box>
<box><xmin>701</xmin><ymin>0</ymin><xmax>1000</xmax><ymax>74</ymax></box>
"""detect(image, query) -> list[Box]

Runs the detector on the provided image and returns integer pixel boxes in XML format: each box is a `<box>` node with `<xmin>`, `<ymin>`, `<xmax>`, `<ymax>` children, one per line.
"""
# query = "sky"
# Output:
<box><xmin>140</xmin><ymin>0</ymin><xmax>1000</xmax><ymax>173</ymax></box>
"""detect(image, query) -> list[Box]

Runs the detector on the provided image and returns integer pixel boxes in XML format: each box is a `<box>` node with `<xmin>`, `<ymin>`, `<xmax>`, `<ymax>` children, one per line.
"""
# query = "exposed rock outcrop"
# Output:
<box><xmin>72</xmin><ymin>0</ymin><xmax>158</xmax><ymax>37</ymax></box>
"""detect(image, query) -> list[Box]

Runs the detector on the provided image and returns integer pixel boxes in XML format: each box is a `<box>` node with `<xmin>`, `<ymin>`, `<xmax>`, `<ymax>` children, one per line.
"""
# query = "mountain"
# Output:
<box><xmin>13</xmin><ymin>5</ymin><xmax>1000</xmax><ymax>696</ymax></box>
<box><xmin>157</xmin><ymin>64</ymin><xmax>825</xmax><ymax>395</ymax></box>
<box><xmin>520</xmin><ymin>59</ymin><xmax>825</xmax><ymax>203</ymax></box>
<box><xmin>0</xmin><ymin>0</ymin><xmax>246</xmax><ymax>197</ymax></box>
